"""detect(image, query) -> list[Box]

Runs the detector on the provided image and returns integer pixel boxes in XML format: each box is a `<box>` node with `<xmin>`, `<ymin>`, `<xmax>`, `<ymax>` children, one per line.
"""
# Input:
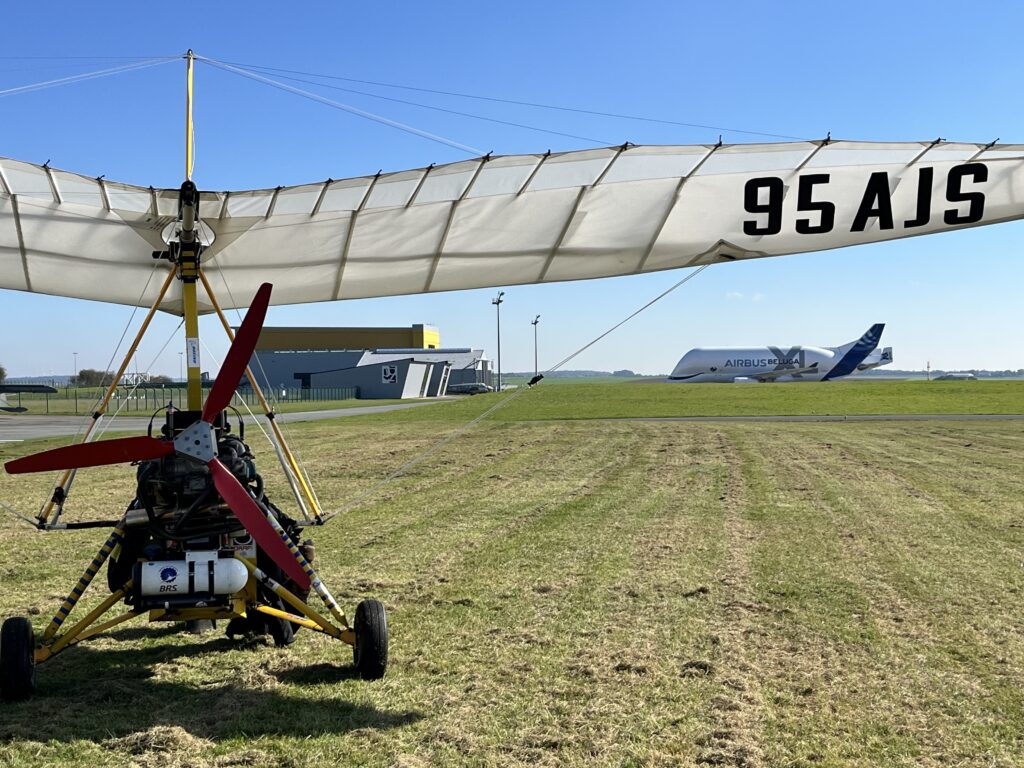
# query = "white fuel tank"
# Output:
<box><xmin>138</xmin><ymin>552</ymin><xmax>249</xmax><ymax>597</ymax></box>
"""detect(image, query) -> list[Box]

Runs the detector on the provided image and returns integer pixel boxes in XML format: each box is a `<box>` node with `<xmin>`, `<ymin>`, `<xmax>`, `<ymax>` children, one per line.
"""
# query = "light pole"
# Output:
<box><xmin>179</xmin><ymin>351</ymin><xmax>184</xmax><ymax>382</ymax></box>
<box><xmin>492</xmin><ymin>291</ymin><xmax>504</xmax><ymax>391</ymax></box>
<box><xmin>72</xmin><ymin>352</ymin><xmax>78</xmax><ymax>386</ymax></box>
<box><xmin>532</xmin><ymin>315</ymin><xmax>540</xmax><ymax>378</ymax></box>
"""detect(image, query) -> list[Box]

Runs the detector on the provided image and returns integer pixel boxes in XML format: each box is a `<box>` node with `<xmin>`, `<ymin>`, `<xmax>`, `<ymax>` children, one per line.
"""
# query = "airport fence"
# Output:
<box><xmin>1</xmin><ymin>382</ymin><xmax>360</xmax><ymax>415</ymax></box>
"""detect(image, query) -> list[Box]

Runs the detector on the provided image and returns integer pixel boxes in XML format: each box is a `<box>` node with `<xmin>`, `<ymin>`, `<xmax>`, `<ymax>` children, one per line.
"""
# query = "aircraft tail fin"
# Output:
<box><xmin>823</xmin><ymin>324</ymin><xmax>885</xmax><ymax>381</ymax></box>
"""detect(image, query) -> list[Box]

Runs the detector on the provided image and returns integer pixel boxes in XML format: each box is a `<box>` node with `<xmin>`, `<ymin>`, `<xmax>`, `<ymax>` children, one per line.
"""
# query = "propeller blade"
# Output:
<box><xmin>4</xmin><ymin>436</ymin><xmax>174</xmax><ymax>475</ymax></box>
<box><xmin>208</xmin><ymin>458</ymin><xmax>310</xmax><ymax>590</ymax></box>
<box><xmin>203</xmin><ymin>282</ymin><xmax>272</xmax><ymax>423</ymax></box>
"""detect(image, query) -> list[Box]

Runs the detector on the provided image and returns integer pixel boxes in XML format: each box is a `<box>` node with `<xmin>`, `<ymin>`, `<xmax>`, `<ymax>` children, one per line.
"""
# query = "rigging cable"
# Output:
<box><xmin>43</xmin><ymin>318</ymin><xmax>184</xmax><ymax>528</ymax></box>
<box><xmin>213</xmin><ymin>67</ymin><xmax>612</xmax><ymax>146</ymax></box>
<box><xmin>96</xmin><ymin>319</ymin><xmax>185</xmax><ymax>438</ymax></box>
<box><xmin>196</xmin><ymin>333</ymin><xmax>315</xmax><ymax>523</ymax></box>
<box><xmin>0</xmin><ymin>499</ymin><xmax>40</xmax><ymax>529</ymax></box>
<box><xmin>195</xmin><ymin>56</ymin><xmax>485</xmax><ymax>156</ymax></box>
<box><xmin>209</xmin><ymin>268</ymin><xmax>325</xmax><ymax>517</ymax></box>
<box><xmin>40</xmin><ymin>259</ymin><xmax>166</xmax><ymax>512</ymax></box>
<box><xmin>217</xmin><ymin>58</ymin><xmax>806</xmax><ymax>141</ymax></box>
<box><xmin>320</xmin><ymin>263</ymin><xmax>712</xmax><ymax>523</ymax></box>
<box><xmin>0</xmin><ymin>56</ymin><xmax>179</xmax><ymax>100</ymax></box>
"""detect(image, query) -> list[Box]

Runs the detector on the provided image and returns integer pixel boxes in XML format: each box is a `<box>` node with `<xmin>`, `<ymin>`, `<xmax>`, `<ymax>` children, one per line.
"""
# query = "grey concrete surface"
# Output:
<box><xmin>0</xmin><ymin>400</ymin><xmax>445</xmax><ymax>442</ymax></box>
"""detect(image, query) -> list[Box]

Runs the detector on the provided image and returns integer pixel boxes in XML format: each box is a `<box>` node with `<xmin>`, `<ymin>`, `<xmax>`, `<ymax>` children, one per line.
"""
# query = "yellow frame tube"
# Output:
<box><xmin>47</xmin><ymin>583</ymin><xmax>131</xmax><ymax>656</ymax></box>
<box><xmin>254</xmin><ymin>605</ymin><xmax>327</xmax><ymax>633</ymax></box>
<box><xmin>72</xmin><ymin>609</ymin><xmax>142</xmax><ymax>643</ymax></box>
<box><xmin>199</xmin><ymin>269</ymin><xmax>324</xmax><ymax>521</ymax></box>
<box><xmin>236</xmin><ymin>556</ymin><xmax>349</xmax><ymax>642</ymax></box>
<box><xmin>43</xmin><ymin>526</ymin><xmax>125</xmax><ymax>641</ymax></box>
<box><xmin>182</xmin><ymin>279</ymin><xmax>202</xmax><ymax>410</ymax></box>
<box><xmin>148</xmin><ymin>603</ymin><xmax>245</xmax><ymax>622</ymax></box>
<box><xmin>40</xmin><ymin>268</ymin><xmax>177</xmax><ymax>525</ymax></box>
<box><xmin>249</xmin><ymin>495</ymin><xmax>350</xmax><ymax>629</ymax></box>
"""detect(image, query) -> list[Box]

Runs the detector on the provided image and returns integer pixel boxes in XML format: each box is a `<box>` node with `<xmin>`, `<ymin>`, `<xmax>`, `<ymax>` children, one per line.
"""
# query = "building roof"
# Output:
<box><xmin>248</xmin><ymin>325</ymin><xmax>440</xmax><ymax>351</ymax></box>
<box><xmin>361</xmin><ymin>348</ymin><xmax>487</xmax><ymax>370</ymax></box>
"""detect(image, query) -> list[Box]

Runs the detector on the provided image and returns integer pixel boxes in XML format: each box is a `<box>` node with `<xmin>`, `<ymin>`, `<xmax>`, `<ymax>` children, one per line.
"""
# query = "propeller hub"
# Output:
<box><xmin>172</xmin><ymin>420</ymin><xmax>217</xmax><ymax>463</ymax></box>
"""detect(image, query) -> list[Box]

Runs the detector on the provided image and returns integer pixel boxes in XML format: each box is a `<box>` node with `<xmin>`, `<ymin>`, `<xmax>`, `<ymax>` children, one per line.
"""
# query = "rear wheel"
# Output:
<box><xmin>353</xmin><ymin>599</ymin><xmax>388</xmax><ymax>680</ymax></box>
<box><xmin>0</xmin><ymin>617</ymin><xmax>35</xmax><ymax>702</ymax></box>
<box><xmin>185</xmin><ymin>619</ymin><xmax>216</xmax><ymax>635</ymax></box>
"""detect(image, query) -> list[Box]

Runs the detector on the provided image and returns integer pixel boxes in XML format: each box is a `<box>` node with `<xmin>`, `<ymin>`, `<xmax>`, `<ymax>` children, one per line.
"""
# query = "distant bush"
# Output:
<box><xmin>72</xmin><ymin>369</ymin><xmax>116</xmax><ymax>387</ymax></box>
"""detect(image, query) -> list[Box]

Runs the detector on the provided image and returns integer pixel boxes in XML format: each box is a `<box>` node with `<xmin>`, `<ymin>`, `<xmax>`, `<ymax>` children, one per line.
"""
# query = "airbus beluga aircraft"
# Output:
<box><xmin>668</xmin><ymin>324</ymin><xmax>892</xmax><ymax>383</ymax></box>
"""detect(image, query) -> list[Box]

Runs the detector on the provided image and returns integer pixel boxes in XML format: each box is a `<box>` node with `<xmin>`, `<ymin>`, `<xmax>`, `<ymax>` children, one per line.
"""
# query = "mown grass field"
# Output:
<box><xmin>0</xmin><ymin>382</ymin><xmax>1021</xmax><ymax>766</ymax></box>
<box><xmin>406</xmin><ymin>379</ymin><xmax>1024</xmax><ymax>421</ymax></box>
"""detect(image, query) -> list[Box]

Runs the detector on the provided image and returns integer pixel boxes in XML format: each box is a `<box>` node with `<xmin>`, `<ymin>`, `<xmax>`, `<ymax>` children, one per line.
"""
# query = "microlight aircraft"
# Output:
<box><xmin>0</xmin><ymin>385</ymin><xmax>58</xmax><ymax>413</ymax></box>
<box><xmin>2</xmin><ymin>52</ymin><xmax>1024</xmax><ymax>701</ymax></box>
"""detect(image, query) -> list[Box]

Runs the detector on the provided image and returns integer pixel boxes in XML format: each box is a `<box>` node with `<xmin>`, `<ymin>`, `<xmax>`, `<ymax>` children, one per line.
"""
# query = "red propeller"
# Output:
<box><xmin>4</xmin><ymin>283</ymin><xmax>310</xmax><ymax>590</ymax></box>
<box><xmin>4</xmin><ymin>436</ymin><xmax>174</xmax><ymax>473</ymax></box>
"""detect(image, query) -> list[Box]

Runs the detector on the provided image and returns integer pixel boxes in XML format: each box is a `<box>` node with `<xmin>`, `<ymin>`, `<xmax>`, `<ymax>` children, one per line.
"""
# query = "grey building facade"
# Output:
<box><xmin>250</xmin><ymin>347</ymin><xmax>490</xmax><ymax>399</ymax></box>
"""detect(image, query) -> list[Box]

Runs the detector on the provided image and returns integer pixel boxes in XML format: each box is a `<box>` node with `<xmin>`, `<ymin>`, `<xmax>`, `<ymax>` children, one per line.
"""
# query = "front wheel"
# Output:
<box><xmin>1</xmin><ymin>617</ymin><xmax>36</xmax><ymax>701</ymax></box>
<box><xmin>353</xmin><ymin>599</ymin><xmax>388</xmax><ymax>680</ymax></box>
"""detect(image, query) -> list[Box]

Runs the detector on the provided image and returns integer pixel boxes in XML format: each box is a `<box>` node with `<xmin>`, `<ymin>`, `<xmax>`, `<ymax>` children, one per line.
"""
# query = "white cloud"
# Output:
<box><xmin>726</xmin><ymin>291</ymin><xmax>744</xmax><ymax>300</ymax></box>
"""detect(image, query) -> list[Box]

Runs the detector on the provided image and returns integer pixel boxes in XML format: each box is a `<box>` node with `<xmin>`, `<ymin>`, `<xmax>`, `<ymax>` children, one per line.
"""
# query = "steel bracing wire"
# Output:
<box><xmin>0</xmin><ymin>56</ymin><xmax>179</xmax><ymax>99</ymax></box>
<box><xmin>40</xmin><ymin>258</ymin><xmax>167</xmax><ymax>515</ymax></box>
<box><xmin>195</xmin><ymin>56</ymin><xmax>486</xmax><ymax>156</ymax></box>
<box><xmin>216</xmin><ymin>58</ymin><xmax>807</xmax><ymax>141</ymax></box>
<box><xmin>209</xmin><ymin>66</ymin><xmax>612</xmax><ymax>147</ymax></box>
<box><xmin>207</xmin><ymin>270</ymin><xmax>322</xmax><ymax>520</ymax></box>
<box><xmin>95</xmin><ymin>319</ymin><xmax>185</xmax><ymax>438</ymax></box>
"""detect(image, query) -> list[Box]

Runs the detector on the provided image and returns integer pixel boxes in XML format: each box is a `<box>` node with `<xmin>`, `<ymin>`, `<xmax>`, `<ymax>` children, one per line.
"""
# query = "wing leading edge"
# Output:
<box><xmin>2</xmin><ymin>142</ymin><xmax>1023</xmax><ymax>313</ymax></box>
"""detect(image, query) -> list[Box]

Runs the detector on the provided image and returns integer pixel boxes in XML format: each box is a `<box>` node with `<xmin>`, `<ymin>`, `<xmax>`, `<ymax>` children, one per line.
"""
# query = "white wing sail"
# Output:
<box><xmin>2</xmin><ymin>140</ymin><xmax>1022</xmax><ymax>314</ymax></box>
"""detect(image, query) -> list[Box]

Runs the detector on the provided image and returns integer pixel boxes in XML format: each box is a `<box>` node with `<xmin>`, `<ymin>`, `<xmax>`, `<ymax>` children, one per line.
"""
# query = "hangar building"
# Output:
<box><xmin>254</xmin><ymin>324</ymin><xmax>441</xmax><ymax>352</ymax></box>
<box><xmin>246</xmin><ymin>325</ymin><xmax>492</xmax><ymax>399</ymax></box>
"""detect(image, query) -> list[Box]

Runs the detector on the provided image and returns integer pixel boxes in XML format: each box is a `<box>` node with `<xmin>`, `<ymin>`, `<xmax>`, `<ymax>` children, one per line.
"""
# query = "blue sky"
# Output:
<box><xmin>1</xmin><ymin>1</ymin><xmax>1022</xmax><ymax>377</ymax></box>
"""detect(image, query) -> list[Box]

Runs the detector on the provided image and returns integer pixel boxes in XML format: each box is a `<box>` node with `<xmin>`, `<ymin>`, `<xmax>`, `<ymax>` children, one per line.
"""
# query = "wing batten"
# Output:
<box><xmin>538</xmin><ymin>186</ymin><xmax>588</xmax><ymax>283</ymax></box>
<box><xmin>10</xmin><ymin>196</ymin><xmax>32</xmax><ymax>292</ymax></box>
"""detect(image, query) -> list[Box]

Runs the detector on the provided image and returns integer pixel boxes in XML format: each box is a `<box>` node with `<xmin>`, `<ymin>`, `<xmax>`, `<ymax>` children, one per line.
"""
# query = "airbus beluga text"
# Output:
<box><xmin>668</xmin><ymin>324</ymin><xmax>891</xmax><ymax>383</ymax></box>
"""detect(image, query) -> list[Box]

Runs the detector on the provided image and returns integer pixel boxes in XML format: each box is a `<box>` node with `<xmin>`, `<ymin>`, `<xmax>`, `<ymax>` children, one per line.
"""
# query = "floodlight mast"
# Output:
<box><xmin>532</xmin><ymin>315</ymin><xmax>540</xmax><ymax>378</ymax></box>
<box><xmin>492</xmin><ymin>291</ymin><xmax>504</xmax><ymax>391</ymax></box>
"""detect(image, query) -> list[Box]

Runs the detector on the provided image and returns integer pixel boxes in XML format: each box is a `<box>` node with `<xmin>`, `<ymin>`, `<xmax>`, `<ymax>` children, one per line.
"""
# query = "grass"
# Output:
<box><xmin>10</xmin><ymin>380</ymin><xmax>1021</xmax><ymax>421</ymax></box>
<box><xmin>0</xmin><ymin>384</ymin><xmax>1021</xmax><ymax>766</ymax></box>
<box><xmin>377</xmin><ymin>379</ymin><xmax>1024</xmax><ymax>423</ymax></box>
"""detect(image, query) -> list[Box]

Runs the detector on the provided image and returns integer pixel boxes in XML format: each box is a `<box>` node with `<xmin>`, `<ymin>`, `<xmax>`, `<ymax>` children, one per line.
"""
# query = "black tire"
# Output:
<box><xmin>353</xmin><ymin>599</ymin><xmax>388</xmax><ymax>680</ymax></box>
<box><xmin>0</xmin><ymin>617</ymin><xmax>35</xmax><ymax>702</ymax></box>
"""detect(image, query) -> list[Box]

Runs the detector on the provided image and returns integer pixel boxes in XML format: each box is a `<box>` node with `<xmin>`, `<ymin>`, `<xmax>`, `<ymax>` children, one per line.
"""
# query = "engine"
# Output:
<box><xmin>108</xmin><ymin>408</ymin><xmax>310</xmax><ymax>617</ymax></box>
